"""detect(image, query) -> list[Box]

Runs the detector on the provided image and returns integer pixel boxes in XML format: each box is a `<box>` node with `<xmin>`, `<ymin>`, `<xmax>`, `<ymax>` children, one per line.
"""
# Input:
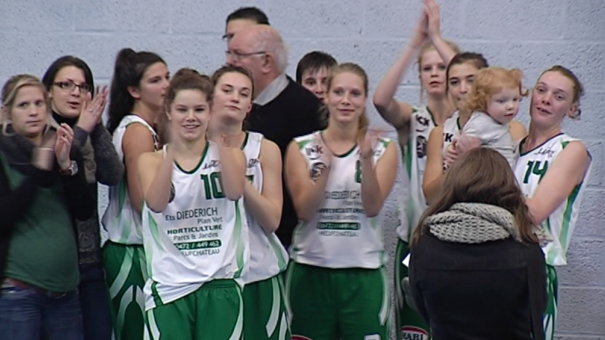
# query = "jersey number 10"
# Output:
<box><xmin>200</xmin><ymin>172</ymin><xmax>225</xmax><ymax>200</ymax></box>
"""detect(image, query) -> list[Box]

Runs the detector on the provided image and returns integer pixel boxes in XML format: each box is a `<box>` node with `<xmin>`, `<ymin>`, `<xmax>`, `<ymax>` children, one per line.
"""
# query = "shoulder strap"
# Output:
<box><xmin>525</xmin><ymin>245</ymin><xmax>546</xmax><ymax>340</ymax></box>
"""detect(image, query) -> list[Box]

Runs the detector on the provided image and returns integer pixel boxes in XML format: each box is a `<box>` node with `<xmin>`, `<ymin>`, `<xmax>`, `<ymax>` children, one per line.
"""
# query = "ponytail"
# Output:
<box><xmin>107</xmin><ymin>48</ymin><xmax>165</xmax><ymax>134</ymax></box>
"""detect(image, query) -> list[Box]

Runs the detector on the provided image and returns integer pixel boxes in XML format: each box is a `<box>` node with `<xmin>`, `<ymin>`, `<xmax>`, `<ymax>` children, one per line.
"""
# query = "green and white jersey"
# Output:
<box><xmin>399</xmin><ymin>106</ymin><xmax>437</xmax><ymax>242</ymax></box>
<box><xmin>514</xmin><ymin>133</ymin><xmax>591</xmax><ymax>267</ymax></box>
<box><xmin>142</xmin><ymin>141</ymin><xmax>249</xmax><ymax>310</ymax></box>
<box><xmin>441</xmin><ymin>110</ymin><xmax>461</xmax><ymax>167</ymax></box>
<box><xmin>290</xmin><ymin>131</ymin><xmax>390</xmax><ymax>269</ymax></box>
<box><xmin>241</xmin><ymin>132</ymin><xmax>289</xmax><ymax>284</ymax></box>
<box><xmin>102</xmin><ymin>115</ymin><xmax>159</xmax><ymax>245</ymax></box>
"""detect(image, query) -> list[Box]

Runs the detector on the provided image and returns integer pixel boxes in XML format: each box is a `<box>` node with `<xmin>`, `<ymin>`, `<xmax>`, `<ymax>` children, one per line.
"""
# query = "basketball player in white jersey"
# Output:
<box><xmin>285</xmin><ymin>62</ymin><xmax>398</xmax><ymax>340</ymax></box>
<box><xmin>449</xmin><ymin>65</ymin><xmax>591</xmax><ymax>340</ymax></box>
<box><xmin>138</xmin><ymin>68</ymin><xmax>248</xmax><ymax>340</ymax></box>
<box><xmin>372</xmin><ymin>2</ymin><xmax>457</xmax><ymax>337</ymax></box>
<box><xmin>513</xmin><ymin>66</ymin><xmax>590</xmax><ymax>340</ymax></box>
<box><xmin>209</xmin><ymin>65</ymin><xmax>290</xmax><ymax>340</ymax></box>
<box><xmin>102</xmin><ymin>48</ymin><xmax>169</xmax><ymax>340</ymax></box>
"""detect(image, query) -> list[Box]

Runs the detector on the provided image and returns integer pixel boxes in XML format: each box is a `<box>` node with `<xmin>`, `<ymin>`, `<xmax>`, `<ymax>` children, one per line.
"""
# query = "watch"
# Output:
<box><xmin>60</xmin><ymin>161</ymin><xmax>78</xmax><ymax>176</ymax></box>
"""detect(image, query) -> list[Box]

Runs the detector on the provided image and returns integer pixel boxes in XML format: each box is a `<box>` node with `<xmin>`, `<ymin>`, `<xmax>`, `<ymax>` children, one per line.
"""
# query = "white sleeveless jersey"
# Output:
<box><xmin>142</xmin><ymin>142</ymin><xmax>249</xmax><ymax>309</ymax></box>
<box><xmin>514</xmin><ymin>133</ymin><xmax>591</xmax><ymax>266</ymax></box>
<box><xmin>441</xmin><ymin>111</ymin><xmax>461</xmax><ymax>168</ymax></box>
<box><xmin>241</xmin><ymin>132</ymin><xmax>289</xmax><ymax>284</ymax></box>
<box><xmin>102</xmin><ymin>115</ymin><xmax>159</xmax><ymax>245</ymax></box>
<box><xmin>290</xmin><ymin>132</ymin><xmax>390</xmax><ymax>269</ymax></box>
<box><xmin>398</xmin><ymin>106</ymin><xmax>436</xmax><ymax>242</ymax></box>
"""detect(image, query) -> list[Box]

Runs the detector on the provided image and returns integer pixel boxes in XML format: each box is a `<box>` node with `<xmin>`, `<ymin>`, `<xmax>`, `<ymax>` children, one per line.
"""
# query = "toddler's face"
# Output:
<box><xmin>487</xmin><ymin>87</ymin><xmax>522</xmax><ymax>124</ymax></box>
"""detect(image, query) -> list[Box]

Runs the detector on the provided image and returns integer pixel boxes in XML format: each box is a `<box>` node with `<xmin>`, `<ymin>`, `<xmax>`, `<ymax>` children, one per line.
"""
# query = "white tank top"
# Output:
<box><xmin>102</xmin><ymin>115</ymin><xmax>159</xmax><ymax>245</ymax></box>
<box><xmin>398</xmin><ymin>106</ymin><xmax>436</xmax><ymax>242</ymax></box>
<box><xmin>441</xmin><ymin>111</ymin><xmax>461</xmax><ymax>164</ymax></box>
<box><xmin>142</xmin><ymin>142</ymin><xmax>249</xmax><ymax>309</ymax></box>
<box><xmin>514</xmin><ymin>133</ymin><xmax>591</xmax><ymax>266</ymax></box>
<box><xmin>241</xmin><ymin>132</ymin><xmax>289</xmax><ymax>284</ymax></box>
<box><xmin>290</xmin><ymin>131</ymin><xmax>390</xmax><ymax>269</ymax></box>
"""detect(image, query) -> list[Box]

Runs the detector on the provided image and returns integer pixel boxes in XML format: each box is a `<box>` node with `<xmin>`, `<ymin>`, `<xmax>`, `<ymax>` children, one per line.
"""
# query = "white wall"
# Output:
<box><xmin>1</xmin><ymin>0</ymin><xmax>604</xmax><ymax>338</ymax></box>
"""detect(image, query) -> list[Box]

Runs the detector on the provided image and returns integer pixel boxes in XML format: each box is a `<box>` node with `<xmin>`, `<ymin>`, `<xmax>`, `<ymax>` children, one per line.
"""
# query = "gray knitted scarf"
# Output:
<box><xmin>425</xmin><ymin>202</ymin><xmax>547</xmax><ymax>244</ymax></box>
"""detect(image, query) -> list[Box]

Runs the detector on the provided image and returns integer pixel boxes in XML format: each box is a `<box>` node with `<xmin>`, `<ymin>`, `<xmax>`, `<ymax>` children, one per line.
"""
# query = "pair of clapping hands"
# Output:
<box><xmin>33</xmin><ymin>86</ymin><xmax>108</xmax><ymax>171</ymax></box>
<box><xmin>314</xmin><ymin>129</ymin><xmax>386</xmax><ymax>169</ymax></box>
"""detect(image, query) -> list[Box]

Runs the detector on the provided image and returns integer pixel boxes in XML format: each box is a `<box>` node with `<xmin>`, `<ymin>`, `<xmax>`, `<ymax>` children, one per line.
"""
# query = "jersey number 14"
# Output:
<box><xmin>523</xmin><ymin>160</ymin><xmax>549</xmax><ymax>184</ymax></box>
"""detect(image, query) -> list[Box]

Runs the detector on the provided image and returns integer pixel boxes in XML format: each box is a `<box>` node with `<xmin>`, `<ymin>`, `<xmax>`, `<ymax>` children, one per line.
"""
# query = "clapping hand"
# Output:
<box><xmin>77</xmin><ymin>85</ymin><xmax>108</xmax><ymax>133</ymax></box>
<box><xmin>55</xmin><ymin>123</ymin><xmax>75</xmax><ymax>170</ymax></box>
<box><xmin>359</xmin><ymin>128</ymin><xmax>386</xmax><ymax>161</ymax></box>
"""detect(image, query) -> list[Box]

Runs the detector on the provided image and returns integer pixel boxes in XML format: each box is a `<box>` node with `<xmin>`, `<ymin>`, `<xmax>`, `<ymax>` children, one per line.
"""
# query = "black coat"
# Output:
<box><xmin>409</xmin><ymin>232</ymin><xmax>547</xmax><ymax>340</ymax></box>
<box><xmin>0</xmin><ymin>133</ymin><xmax>94</xmax><ymax>282</ymax></box>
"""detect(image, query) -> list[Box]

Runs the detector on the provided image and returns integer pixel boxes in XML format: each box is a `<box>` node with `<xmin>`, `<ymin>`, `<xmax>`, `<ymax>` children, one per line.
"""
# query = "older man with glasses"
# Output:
<box><xmin>226</xmin><ymin>24</ymin><xmax>323</xmax><ymax>249</ymax></box>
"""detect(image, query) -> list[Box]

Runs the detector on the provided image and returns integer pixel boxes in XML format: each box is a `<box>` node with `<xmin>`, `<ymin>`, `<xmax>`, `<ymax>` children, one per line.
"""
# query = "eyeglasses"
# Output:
<box><xmin>53</xmin><ymin>80</ymin><xmax>93</xmax><ymax>93</ymax></box>
<box><xmin>225</xmin><ymin>50</ymin><xmax>266</xmax><ymax>62</ymax></box>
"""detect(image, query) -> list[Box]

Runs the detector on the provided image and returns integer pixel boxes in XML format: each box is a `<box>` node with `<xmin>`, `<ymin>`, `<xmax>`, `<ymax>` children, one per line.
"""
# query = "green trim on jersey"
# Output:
<box><xmin>174</xmin><ymin>142</ymin><xmax>210</xmax><ymax>174</ymax></box>
<box><xmin>145</xmin><ymin>210</ymin><xmax>163</xmax><ymax>278</ymax></box>
<box><xmin>297</xmin><ymin>139</ymin><xmax>312</xmax><ymax>149</ymax></box>
<box><xmin>320</xmin><ymin>131</ymin><xmax>357</xmax><ymax>158</ymax></box>
<box><xmin>548</xmin><ymin>183</ymin><xmax>581</xmax><ymax>264</ymax></box>
<box><xmin>240</xmin><ymin>132</ymin><xmax>249</xmax><ymax>150</ymax></box>
<box><xmin>425</xmin><ymin>105</ymin><xmax>437</xmax><ymax>126</ymax></box>
<box><xmin>269</xmin><ymin>235</ymin><xmax>288</xmax><ymax>272</ymax></box>
<box><xmin>151</xmin><ymin>281</ymin><xmax>163</xmax><ymax>307</ymax></box>
<box><xmin>518</xmin><ymin>133</ymin><xmax>564</xmax><ymax>156</ymax></box>
<box><xmin>233</xmin><ymin>200</ymin><xmax>245</xmax><ymax>279</ymax></box>
<box><xmin>118</xmin><ymin>180</ymin><xmax>131</xmax><ymax>243</ymax></box>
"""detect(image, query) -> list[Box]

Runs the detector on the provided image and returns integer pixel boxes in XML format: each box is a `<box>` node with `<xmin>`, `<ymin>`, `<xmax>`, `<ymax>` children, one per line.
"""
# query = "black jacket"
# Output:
<box><xmin>246</xmin><ymin>77</ymin><xmax>322</xmax><ymax>247</ymax></box>
<box><xmin>0</xmin><ymin>142</ymin><xmax>94</xmax><ymax>281</ymax></box>
<box><xmin>409</xmin><ymin>232</ymin><xmax>547</xmax><ymax>340</ymax></box>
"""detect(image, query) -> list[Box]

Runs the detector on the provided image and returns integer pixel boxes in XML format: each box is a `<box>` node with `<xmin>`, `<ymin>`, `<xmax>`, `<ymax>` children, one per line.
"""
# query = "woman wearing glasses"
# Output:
<box><xmin>42</xmin><ymin>56</ymin><xmax>124</xmax><ymax>340</ymax></box>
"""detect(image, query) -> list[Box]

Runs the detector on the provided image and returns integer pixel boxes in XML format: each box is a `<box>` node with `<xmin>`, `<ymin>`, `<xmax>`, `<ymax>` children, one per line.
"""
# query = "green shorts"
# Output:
<box><xmin>243</xmin><ymin>275</ymin><xmax>290</xmax><ymax>340</ymax></box>
<box><xmin>103</xmin><ymin>242</ymin><xmax>147</xmax><ymax>340</ymax></box>
<box><xmin>286</xmin><ymin>262</ymin><xmax>390</xmax><ymax>340</ymax></box>
<box><xmin>145</xmin><ymin>279</ymin><xmax>243</xmax><ymax>340</ymax></box>
<box><xmin>395</xmin><ymin>240</ymin><xmax>430</xmax><ymax>340</ymax></box>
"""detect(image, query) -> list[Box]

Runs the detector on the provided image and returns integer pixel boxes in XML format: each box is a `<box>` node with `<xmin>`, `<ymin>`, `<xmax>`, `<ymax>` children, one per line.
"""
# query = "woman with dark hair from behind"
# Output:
<box><xmin>409</xmin><ymin>147</ymin><xmax>547</xmax><ymax>340</ymax></box>
<box><xmin>102</xmin><ymin>48</ymin><xmax>169</xmax><ymax>340</ymax></box>
<box><xmin>42</xmin><ymin>55</ymin><xmax>122</xmax><ymax>340</ymax></box>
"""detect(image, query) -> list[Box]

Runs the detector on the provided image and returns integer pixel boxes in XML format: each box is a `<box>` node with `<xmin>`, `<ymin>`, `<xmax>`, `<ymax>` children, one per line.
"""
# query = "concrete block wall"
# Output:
<box><xmin>1</xmin><ymin>0</ymin><xmax>604</xmax><ymax>338</ymax></box>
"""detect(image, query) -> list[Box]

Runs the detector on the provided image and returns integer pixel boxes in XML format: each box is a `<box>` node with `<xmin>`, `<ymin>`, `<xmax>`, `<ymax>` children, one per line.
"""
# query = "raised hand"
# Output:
<box><xmin>55</xmin><ymin>123</ymin><xmax>75</xmax><ymax>169</ymax></box>
<box><xmin>410</xmin><ymin>7</ymin><xmax>429</xmax><ymax>49</ymax></box>
<box><xmin>359</xmin><ymin>128</ymin><xmax>383</xmax><ymax>160</ymax></box>
<box><xmin>77</xmin><ymin>85</ymin><xmax>108</xmax><ymax>133</ymax></box>
<box><xmin>424</xmin><ymin>0</ymin><xmax>442</xmax><ymax>41</ymax></box>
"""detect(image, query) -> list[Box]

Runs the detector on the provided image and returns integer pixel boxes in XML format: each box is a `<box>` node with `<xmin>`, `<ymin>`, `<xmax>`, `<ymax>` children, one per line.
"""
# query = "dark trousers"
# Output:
<box><xmin>79</xmin><ymin>263</ymin><xmax>113</xmax><ymax>340</ymax></box>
